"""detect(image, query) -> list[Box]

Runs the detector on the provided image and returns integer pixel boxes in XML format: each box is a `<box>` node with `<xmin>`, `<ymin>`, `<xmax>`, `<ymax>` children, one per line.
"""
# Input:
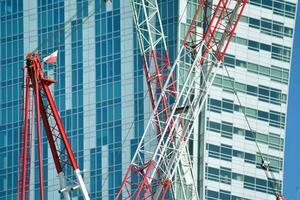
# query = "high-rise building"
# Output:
<box><xmin>196</xmin><ymin>0</ymin><xmax>297</xmax><ymax>199</ymax></box>
<box><xmin>0</xmin><ymin>0</ymin><xmax>297</xmax><ymax>200</ymax></box>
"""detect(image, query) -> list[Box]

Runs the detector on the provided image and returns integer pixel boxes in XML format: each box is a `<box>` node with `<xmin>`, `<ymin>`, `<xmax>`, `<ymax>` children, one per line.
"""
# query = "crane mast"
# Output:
<box><xmin>116</xmin><ymin>0</ymin><xmax>247</xmax><ymax>199</ymax></box>
<box><xmin>117</xmin><ymin>0</ymin><xmax>198</xmax><ymax>199</ymax></box>
<box><xmin>18</xmin><ymin>53</ymin><xmax>90</xmax><ymax>200</ymax></box>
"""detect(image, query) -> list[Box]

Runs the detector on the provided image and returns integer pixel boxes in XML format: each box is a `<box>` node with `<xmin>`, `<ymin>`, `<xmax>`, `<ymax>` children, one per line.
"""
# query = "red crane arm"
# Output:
<box><xmin>18</xmin><ymin>53</ymin><xmax>90</xmax><ymax>200</ymax></box>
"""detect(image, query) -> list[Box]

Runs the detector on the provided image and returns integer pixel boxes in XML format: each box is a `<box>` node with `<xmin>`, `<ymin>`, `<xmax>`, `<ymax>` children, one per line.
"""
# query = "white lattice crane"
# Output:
<box><xmin>116</xmin><ymin>0</ymin><xmax>247</xmax><ymax>199</ymax></box>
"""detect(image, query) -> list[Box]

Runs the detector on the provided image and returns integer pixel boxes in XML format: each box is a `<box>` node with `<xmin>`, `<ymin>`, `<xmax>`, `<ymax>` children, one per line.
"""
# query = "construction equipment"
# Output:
<box><xmin>116</xmin><ymin>0</ymin><xmax>247</xmax><ymax>199</ymax></box>
<box><xmin>17</xmin><ymin>53</ymin><xmax>90</xmax><ymax>200</ymax></box>
<box><xmin>15</xmin><ymin>0</ymin><xmax>287</xmax><ymax>199</ymax></box>
<box><xmin>119</xmin><ymin>0</ymin><xmax>198</xmax><ymax>198</ymax></box>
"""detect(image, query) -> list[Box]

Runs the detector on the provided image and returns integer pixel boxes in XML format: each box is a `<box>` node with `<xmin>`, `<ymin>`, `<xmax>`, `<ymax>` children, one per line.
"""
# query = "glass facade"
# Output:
<box><xmin>0</xmin><ymin>0</ymin><xmax>297</xmax><ymax>200</ymax></box>
<box><xmin>0</xmin><ymin>0</ymin><xmax>24</xmax><ymax>199</ymax></box>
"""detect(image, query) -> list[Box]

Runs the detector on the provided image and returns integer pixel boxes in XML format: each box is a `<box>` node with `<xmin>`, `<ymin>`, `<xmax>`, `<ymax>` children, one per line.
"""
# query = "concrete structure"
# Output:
<box><xmin>0</xmin><ymin>0</ymin><xmax>297</xmax><ymax>199</ymax></box>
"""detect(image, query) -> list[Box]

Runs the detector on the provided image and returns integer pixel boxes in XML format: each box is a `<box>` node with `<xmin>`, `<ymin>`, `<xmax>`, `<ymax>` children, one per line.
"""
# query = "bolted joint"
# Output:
<box><xmin>58</xmin><ymin>184</ymin><xmax>80</xmax><ymax>193</ymax></box>
<box><xmin>25</xmin><ymin>52</ymin><xmax>42</xmax><ymax>69</ymax></box>
<box><xmin>163</xmin><ymin>179</ymin><xmax>171</xmax><ymax>186</ymax></box>
<box><xmin>26</xmin><ymin>59</ymin><xmax>33</xmax><ymax>68</ymax></box>
<box><xmin>71</xmin><ymin>185</ymin><xmax>80</xmax><ymax>191</ymax></box>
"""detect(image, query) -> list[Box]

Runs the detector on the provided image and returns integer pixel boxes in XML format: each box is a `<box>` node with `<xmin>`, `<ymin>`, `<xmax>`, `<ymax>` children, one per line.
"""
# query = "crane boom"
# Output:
<box><xmin>116</xmin><ymin>0</ymin><xmax>198</xmax><ymax>199</ymax></box>
<box><xmin>116</xmin><ymin>0</ymin><xmax>247</xmax><ymax>199</ymax></box>
<box><xmin>18</xmin><ymin>53</ymin><xmax>90</xmax><ymax>200</ymax></box>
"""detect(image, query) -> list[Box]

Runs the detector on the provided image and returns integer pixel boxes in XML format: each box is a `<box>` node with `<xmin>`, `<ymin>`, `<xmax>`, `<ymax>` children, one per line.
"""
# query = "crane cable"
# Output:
<box><xmin>223</xmin><ymin>63</ymin><xmax>282</xmax><ymax>198</ymax></box>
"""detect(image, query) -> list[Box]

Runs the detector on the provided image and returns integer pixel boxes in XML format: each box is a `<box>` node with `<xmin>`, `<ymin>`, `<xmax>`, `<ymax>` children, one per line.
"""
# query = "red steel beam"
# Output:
<box><xmin>117</xmin><ymin>0</ymin><xmax>248</xmax><ymax>199</ymax></box>
<box><xmin>20</xmin><ymin>75</ymin><xmax>30</xmax><ymax>200</ymax></box>
<box><xmin>39</xmin><ymin>96</ymin><xmax>63</xmax><ymax>173</ymax></box>
<box><xmin>19</xmin><ymin>52</ymin><xmax>90</xmax><ymax>199</ymax></box>
<box><xmin>32</xmin><ymin>70</ymin><xmax>45</xmax><ymax>200</ymax></box>
<box><xmin>42</xmin><ymin>84</ymin><xmax>79</xmax><ymax>170</ymax></box>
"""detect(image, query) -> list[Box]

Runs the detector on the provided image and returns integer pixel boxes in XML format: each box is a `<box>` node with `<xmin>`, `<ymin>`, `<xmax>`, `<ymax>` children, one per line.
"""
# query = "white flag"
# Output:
<box><xmin>43</xmin><ymin>50</ymin><xmax>58</xmax><ymax>63</ymax></box>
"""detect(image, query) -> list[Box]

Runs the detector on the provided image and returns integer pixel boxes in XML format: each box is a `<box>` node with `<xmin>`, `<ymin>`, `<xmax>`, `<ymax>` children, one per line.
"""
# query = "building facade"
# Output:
<box><xmin>196</xmin><ymin>0</ymin><xmax>297</xmax><ymax>199</ymax></box>
<box><xmin>0</xmin><ymin>0</ymin><xmax>297</xmax><ymax>200</ymax></box>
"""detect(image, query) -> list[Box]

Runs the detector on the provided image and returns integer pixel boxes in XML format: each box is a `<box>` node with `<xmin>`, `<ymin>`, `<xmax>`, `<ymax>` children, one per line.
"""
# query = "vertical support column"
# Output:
<box><xmin>21</xmin><ymin>75</ymin><xmax>30</xmax><ymax>200</ymax></box>
<box><xmin>33</xmin><ymin>73</ymin><xmax>45</xmax><ymax>200</ymax></box>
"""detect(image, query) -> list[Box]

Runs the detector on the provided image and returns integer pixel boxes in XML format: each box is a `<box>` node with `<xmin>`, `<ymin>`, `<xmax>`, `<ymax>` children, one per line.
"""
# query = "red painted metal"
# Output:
<box><xmin>116</xmin><ymin>49</ymin><xmax>179</xmax><ymax>199</ymax></box>
<box><xmin>39</xmin><ymin>97</ymin><xmax>63</xmax><ymax>173</ymax></box>
<box><xmin>20</xmin><ymin>75</ymin><xmax>30</xmax><ymax>200</ymax></box>
<box><xmin>116</xmin><ymin>2</ymin><xmax>186</xmax><ymax>197</ymax></box>
<box><xmin>33</xmin><ymin>69</ymin><xmax>45</xmax><ymax>200</ymax></box>
<box><xmin>217</xmin><ymin>0</ymin><xmax>248</xmax><ymax>60</ymax></box>
<box><xmin>115</xmin><ymin>165</ymin><xmax>133</xmax><ymax>199</ymax></box>
<box><xmin>42</xmin><ymin>84</ymin><xmax>79</xmax><ymax>170</ymax></box>
<box><xmin>18</xmin><ymin>52</ymin><xmax>85</xmax><ymax>199</ymax></box>
<box><xmin>117</xmin><ymin>0</ymin><xmax>248</xmax><ymax>199</ymax></box>
<box><xmin>134</xmin><ymin>160</ymin><xmax>154</xmax><ymax>200</ymax></box>
<box><xmin>183</xmin><ymin>0</ymin><xmax>248</xmax><ymax>62</ymax></box>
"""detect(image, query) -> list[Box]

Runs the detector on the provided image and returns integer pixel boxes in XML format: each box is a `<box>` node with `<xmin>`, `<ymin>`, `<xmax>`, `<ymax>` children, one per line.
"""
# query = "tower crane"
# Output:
<box><xmin>116</xmin><ymin>0</ymin><xmax>247</xmax><ymax>199</ymax></box>
<box><xmin>17</xmin><ymin>53</ymin><xmax>90</xmax><ymax>200</ymax></box>
<box><xmin>14</xmin><ymin>0</ymin><xmax>287</xmax><ymax>199</ymax></box>
<box><xmin>120</xmin><ymin>0</ymin><xmax>198</xmax><ymax>198</ymax></box>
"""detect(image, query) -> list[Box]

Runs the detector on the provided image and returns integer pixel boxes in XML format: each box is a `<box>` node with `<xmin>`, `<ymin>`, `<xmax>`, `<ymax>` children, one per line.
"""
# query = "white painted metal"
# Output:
<box><xmin>58</xmin><ymin>172</ymin><xmax>71</xmax><ymax>200</ymax></box>
<box><xmin>129</xmin><ymin>0</ymin><xmax>197</xmax><ymax>198</ymax></box>
<box><xmin>127</xmin><ymin>0</ymin><xmax>245</xmax><ymax>199</ymax></box>
<box><xmin>74</xmin><ymin>169</ymin><xmax>90</xmax><ymax>200</ymax></box>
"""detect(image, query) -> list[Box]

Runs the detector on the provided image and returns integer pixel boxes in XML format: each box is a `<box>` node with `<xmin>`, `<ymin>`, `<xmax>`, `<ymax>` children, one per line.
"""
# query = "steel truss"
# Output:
<box><xmin>116</xmin><ymin>0</ymin><xmax>197</xmax><ymax>199</ymax></box>
<box><xmin>18</xmin><ymin>53</ymin><xmax>90</xmax><ymax>200</ymax></box>
<box><xmin>116</xmin><ymin>0</ymin><xmax>247</xmax><ymax>199</ymax></box>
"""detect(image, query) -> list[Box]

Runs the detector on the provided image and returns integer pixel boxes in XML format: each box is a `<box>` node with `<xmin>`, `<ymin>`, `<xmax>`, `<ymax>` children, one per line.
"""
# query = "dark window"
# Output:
<box><xmin>262</xmin><ymin>0</ymin><xmax>272</xmax><ymax>8</ymax></box>
<box><xmin>209</xmin><ymin>144</ymin><xmax>220</xmax><ymax>153</ymax></box>
<box><xmin>247</xmin><ymin>85</ymin><xmax>257</xmax><ymax>95</ymax></box>
<box><xmin>219</xmin><ymin>191</ymin><xmax>231</xmax><ymax>200</ymax></box>
<box><xmin>222</xmin><ymin>100</ymin><xmax>234</xmax><ymax>112</ymax></box>
<box><xmin>259</xmin><ymin>86</ymin><xmax>269</xmax><ymax>97</ymax></box>
<box><xmin>245</xmin><ymin>153</ymin><xmax>256</xmax><ymax>164</ymax></box>
<box><xmin>245</xmin><ymin>130</ymin><xmax>256</xmax><ymax>141</ymax></box>
<box><xmin>207</xmin><ymin>190</ymin><xmax>218</xmax><ymax>198</ymax></box>
<box><xmin>222</xmin><ymin>123</ymin><xmax>233</xmax><ymax>133</ymax></box>
<box><xmin>249</xmin><ymin>18</ymin><xmax>260</xmax><ymax>28</ymax></box>
<box><xmin>208</xmin><ymin>121</ymin><xmax>221</xmax><ymax>132</ymax></box>
<box><xmin>248</xmin><ymin>40</ymin><xmax>259</xmax><ymax>51</ymax></box>
<box><xmin>224</xmin><ymin>55</ymin><xmax>235</xmax><ymax>67</ymax></box>
<box><xmin>258</xmin><ymin>111</ymin><xmax>269</xmax><ymax>122</ymax></box>
<box><xmin>221</xmin><ymin>145</ymin><xmax>232</xmax><ymax>154</ymax></box>
<box><xmin>260</xmin><ymin>43</ymin><xmax>271</xmax><ymax>51</ymax></box>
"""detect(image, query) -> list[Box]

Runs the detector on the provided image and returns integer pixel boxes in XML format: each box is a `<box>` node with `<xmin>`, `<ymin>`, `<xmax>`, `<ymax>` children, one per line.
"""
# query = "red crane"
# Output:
<box><xmin>117</xmin><ymin>0</ymin><xmax>287</xmax><ymax>199</ymax></box>
<box><xmin>17</xmin><ymin>53</ymin><xmax>90</xmax><ymax>200</ymax></box>
<box><xmin>116</xmin><ymin>0</ymin><xmax>248</xmax><ymax>199</ymax></box>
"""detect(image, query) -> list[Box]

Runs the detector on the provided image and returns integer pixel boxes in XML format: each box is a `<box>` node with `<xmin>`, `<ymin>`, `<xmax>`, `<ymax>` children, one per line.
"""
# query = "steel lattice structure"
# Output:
<box><xmin>17</xmin><ymin>53</ymin><xmax>90</xmax><ymax>200</ymax></box>
<box><xmin>116</xmin><ymin>0</ymin><xmax>247</xmax><ymax>199</ymax></box>
<box><xmin>116</xmin><ymin>0</ymin><xmax>198</xmax><ymax>199</ymax></box>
